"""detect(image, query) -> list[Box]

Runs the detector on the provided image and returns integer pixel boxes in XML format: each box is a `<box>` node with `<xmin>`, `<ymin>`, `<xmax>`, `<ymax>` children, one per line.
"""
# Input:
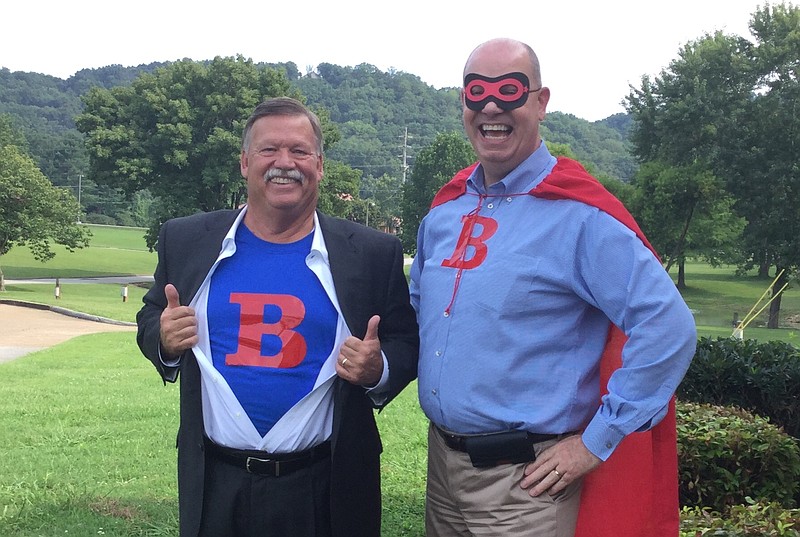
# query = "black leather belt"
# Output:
<box><xmin>204</xmin><ymin>438</ymin><xmax>331</xmax><ymax>477</ymax></box>
<box><xmin>434</xmin><ymin>425</ymin><xmax>560</xmax><ymax>453</ymax></box>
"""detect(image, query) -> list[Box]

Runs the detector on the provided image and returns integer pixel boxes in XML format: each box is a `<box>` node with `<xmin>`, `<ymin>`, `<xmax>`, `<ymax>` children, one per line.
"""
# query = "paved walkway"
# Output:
<box><xmin>0</xmin><ymin>303</ymin><xmax>136</xmax><ymax>363</ymax></box>
<box><xmin>5</xmin><ymin>275</ymin><xmax>154</xmax><ymax>285</ymax></box>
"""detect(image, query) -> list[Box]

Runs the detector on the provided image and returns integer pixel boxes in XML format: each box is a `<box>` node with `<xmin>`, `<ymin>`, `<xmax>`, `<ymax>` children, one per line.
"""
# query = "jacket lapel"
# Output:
<box><xmin>182</xmin><ymin>210</ymin><xmax>241</xmax><ymax>304</ymax></box>
<box><xmin>318</xmin><ymin>212</ymin><xmax>363</xmax><ymax>336</ymax></box>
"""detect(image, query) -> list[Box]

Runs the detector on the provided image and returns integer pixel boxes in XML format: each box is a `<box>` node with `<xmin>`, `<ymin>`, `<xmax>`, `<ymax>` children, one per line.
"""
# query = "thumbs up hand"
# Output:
<box><xmin>159</xmin><ymin>283</ymin><xmax>198</xmax><ymax>358</ymax></box>
<box><xmin>337</xmin><ymin>315</ymin><xmax>383</xmax><ymax>387</ymax></box>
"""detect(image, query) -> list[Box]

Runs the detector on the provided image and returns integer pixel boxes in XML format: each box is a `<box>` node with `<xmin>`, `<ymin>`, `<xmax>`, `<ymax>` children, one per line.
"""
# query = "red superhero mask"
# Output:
<box><xmin>463</xmin><ymin>72</ymin><xmax>541</xmax><ymax>111</ymax></box>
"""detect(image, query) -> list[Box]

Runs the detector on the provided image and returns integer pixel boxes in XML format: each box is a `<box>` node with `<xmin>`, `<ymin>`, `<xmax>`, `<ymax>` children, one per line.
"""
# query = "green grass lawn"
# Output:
<box><xmin>0</xmin><ymin>224</ymin><xmax>156</xmax><ymax>279</ymax></box>
<box><xmin>0</xmin><ymin>334</ymin><xmax>427</xmax><ymax>536</ymax></box>
<box><xmin>677</xmin><ymin>261</ymin><xmax>799</xmax><ymax>343</ymax></box>
<box><xmin>0</xmin><ymin>283</ymin><xmax>147</xmax><ymax>323</ymax></box>
<box><xmin>1</xmin><ymin>226</ymin><xmax>798</xmax><ymax>535</ymax></box>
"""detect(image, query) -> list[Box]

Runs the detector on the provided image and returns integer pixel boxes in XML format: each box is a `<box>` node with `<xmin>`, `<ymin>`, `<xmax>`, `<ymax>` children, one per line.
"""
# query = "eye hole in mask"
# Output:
<box><xmin>463</xmin><ymin>72</ymin><xmax>541</xmax><ymax>112</ymax></box>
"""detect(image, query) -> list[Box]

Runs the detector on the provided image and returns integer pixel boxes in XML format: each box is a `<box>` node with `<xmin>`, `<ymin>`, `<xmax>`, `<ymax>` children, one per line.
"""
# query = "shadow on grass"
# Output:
<box><xmin>0</xmin><ymin>496</ymin><xmax>178</xmax><ymax>537</ymax></box>
<box><xmin>382</xmin><ymin>490</ymin><xmax>425</xmax><ymax>537</ymax></box>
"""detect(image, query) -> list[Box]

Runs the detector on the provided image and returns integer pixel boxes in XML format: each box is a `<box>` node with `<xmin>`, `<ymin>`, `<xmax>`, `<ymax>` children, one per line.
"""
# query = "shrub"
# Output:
<box><xmin>680</xmin><ymin>501</ymin><xmax>800</xmax><ymax>536</ymax></box>
<box><xmin>677</xmin><ymin>401</ymin><xmax>800</xmax><ymax>511</ymax></box>
<box><xmin>678</xmin><ymin>337</ymin><xmax>800</xmax><ymax>438</ymax></box>
<box><xmin>83</xmin><ymin>212</ymin><xmax>117</xmax><ymax>225</ymax></box>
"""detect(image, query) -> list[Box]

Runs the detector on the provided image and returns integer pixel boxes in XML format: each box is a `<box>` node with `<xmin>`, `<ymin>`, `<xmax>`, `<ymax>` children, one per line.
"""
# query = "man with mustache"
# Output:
<box><xmin>137</xmin><ymin>97</ymin><xmax>419</xmax><ymax>537</ymax></box>
<box><xmin>410</xmin><ymin>38</ymin><xmax>696</xmax><ymax>536</ymax></box>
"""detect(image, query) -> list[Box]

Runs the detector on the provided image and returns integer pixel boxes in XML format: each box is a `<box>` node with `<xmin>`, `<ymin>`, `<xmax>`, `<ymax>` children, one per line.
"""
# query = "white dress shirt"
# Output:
<box><xmin>181</xmin><ymin>208</ymin><xmax>389</xmax><ymax>452</ymax></box>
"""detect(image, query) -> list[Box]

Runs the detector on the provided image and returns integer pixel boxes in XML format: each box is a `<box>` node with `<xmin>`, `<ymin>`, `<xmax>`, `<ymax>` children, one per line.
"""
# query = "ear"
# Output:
<box><xmin>240</xmin><ymin>149</ymin><xmax>249</xmax><ymax>178</ymax></box>
<box><xmin>537</xmin><ymin>87</ymin><xmax>551</xmax><ymax>121</ymax></box>
<box><xmin>317</xmin><ymin>154</ymin><xmax>324</xmax><ymax>178</ymax></box>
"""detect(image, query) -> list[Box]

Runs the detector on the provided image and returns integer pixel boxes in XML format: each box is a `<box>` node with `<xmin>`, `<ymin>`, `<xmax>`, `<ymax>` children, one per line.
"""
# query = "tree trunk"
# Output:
<box><xmin>768</xmin><ymin>268</ymin><xmax>789</xmax><ymax>329</ymax></box>
<box><xmin>677</xmin><ymin>258</ymin><xmax>687</xmax><ymax>290</ymax></box>
<box><xmin>0</xmin><ymin>267</ymin><xmax>5</xmax><ymax>292</ymax></box>
<box><xmin>759</xmin><ymin>260</ymin><xmax>771</xmax><ymax>278</ymax></box>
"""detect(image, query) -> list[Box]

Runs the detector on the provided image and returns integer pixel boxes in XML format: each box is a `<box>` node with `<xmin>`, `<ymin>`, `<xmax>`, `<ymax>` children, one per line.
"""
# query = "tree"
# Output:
<box><xmin>76</xmin><ymin>56</ymin><xmax>301</xmax><ymax>248</ymax></box>
<box><xmin>630</xmin><ymin>161</ymin><xmax>745</xmax><ymax>288</ymax></box>
<box><xmin>731</xmin><ymin>3</ymin><xmax>800</xmax><ymax>327</ymax></box>
<box><xmin>625</xmin><ymin>3</ymin><xmax>800</xmax><ymax>326</ymax></box>
<box><xmin>0</xmin><ymin>118</ymin><xmax>91</xmax><ymax>291</ymax></box>
<box><xmin>400</xmin><ymin>132</ymin><xmax>475</xmax><ymax>254</ymax></box>
<box><xmin>317</xmin><ymin>159</ymin><xmax>362</xmax><ymax>220</ymax></box>
<box><xmin>359</xmin><ymin>173</ymin><xmax>404</xmax><ymax>231</ymax></box>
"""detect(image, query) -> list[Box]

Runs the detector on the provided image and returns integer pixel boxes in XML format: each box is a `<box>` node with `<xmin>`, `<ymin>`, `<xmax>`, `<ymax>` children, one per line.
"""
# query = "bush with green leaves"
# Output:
<box><xmin>677</xmin><ymin>401</ymin><xmax>800</xmax><ymax>512</ymax></box>
<box><xmin>678</xmin><ymin>337</ymin><xmax>800</xmax><ymax>438</ymax></box>
<box><xmin>680</xmin><ymin>501</ymin><xmax>800</xmax><ymax>537</ymax></box>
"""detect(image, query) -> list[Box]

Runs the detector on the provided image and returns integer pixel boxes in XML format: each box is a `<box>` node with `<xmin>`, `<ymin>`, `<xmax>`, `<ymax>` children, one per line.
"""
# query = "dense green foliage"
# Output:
<box><xmin>0</xmin><ymin>118</ymin><xmax>91</xmax><ymax>289</ymax></box>
<box><xmin>0</xmin><ymin>64</ymin><xmax>165</xmax><ymax>220</ymax></box>
<box><xmin>681</xmin><ymin>501</ymin><xmax>800</xmax><ymax>537</ymax></box>
<box><xmin>677</xmin><ymin>336</ymin><xmax>800</xmax><ymax>437</ymax></box>
<box><xmin>75</xmin><ymin>57</ymin><xmax>304</xmax><ymax>247</ymax></box>
<box><xmin>677</xmin><ymin>401</ymin><xmax>800</xmax><ymax>512</ymax></box>
<box><xmin>1</xmin><ymin>60</ymin><xmax>636</xmax><ymax>232</ymax></box>
<box><xmin>630</xmin><ymin>160</ymin><xmax>745</xmax><ymax>273</ymax></box>
<box><xmin>400</xmin><ymin>132</ymin><xmax>476</xmax><ymax>253</ymax></box>
<box><xmin>626</xmin><ymin>3</ymin><xmax>800</xmax><ymax>326</ymax></box>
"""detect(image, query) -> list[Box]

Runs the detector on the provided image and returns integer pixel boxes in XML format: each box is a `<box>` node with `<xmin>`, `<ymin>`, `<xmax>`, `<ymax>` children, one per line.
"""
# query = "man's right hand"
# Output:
<box><xmin>159</xmin><ymin>283</ymin><xmax>198</xmax><ymax>357</ymax></box>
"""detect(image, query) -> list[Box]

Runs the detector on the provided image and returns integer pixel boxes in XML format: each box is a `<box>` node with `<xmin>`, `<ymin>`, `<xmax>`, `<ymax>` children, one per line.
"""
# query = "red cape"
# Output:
<box><xmin>431</xmin><ymin>158</ymin><xmax>679</xmax><ymax>537</ymax></box>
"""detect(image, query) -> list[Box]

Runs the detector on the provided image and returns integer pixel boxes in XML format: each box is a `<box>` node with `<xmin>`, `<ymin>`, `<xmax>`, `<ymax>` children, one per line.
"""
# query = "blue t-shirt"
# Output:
<box><xmin>207</xmin><ymin>224</ymin><xmax>337</xmax><ymax>436</ymax></box>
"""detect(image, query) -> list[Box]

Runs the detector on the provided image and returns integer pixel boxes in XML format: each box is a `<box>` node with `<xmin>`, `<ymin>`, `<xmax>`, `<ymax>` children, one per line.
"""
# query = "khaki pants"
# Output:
<box><xmin>426</xmin><ymin>423</ymin><xmax>582</xmax><ymax>537</ymax></box>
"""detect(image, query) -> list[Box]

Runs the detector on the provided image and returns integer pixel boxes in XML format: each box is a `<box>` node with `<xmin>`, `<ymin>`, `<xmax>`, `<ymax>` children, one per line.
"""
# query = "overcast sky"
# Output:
<box><xmin>2</xmin><ymin>0</ymin><xmax>769</xmax><ymax>121</ymax></box>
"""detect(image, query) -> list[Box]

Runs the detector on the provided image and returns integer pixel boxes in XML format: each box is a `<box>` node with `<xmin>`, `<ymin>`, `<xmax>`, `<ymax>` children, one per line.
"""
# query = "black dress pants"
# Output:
<box><xmin>198</xmin><ymin>451</ymin><xmax>333</xmax><ymax>537</ymax></box>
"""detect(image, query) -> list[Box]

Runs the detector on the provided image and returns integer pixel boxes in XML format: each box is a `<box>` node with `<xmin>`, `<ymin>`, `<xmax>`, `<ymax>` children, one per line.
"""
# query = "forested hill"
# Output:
<box><xmin>0</xmin><ymin>60</ymin><xmax>636</xmax><ymax>192</ymax></box>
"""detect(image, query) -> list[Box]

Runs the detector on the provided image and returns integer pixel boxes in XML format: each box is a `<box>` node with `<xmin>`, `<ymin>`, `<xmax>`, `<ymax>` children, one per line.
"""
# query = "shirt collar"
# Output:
<box><xmin>467</xmin><ymin>142</ymin><xmax>557</xmax><ymax>195</ymax></box>
<box><xmin>310</xmin><ymin>211</ymin><xmax>330</xmax><ymax>265</ymax></box>
<box><xmin>225</xmin><ymin>206</ymin><xmax>329</xmax><ymax>264</ymax></box>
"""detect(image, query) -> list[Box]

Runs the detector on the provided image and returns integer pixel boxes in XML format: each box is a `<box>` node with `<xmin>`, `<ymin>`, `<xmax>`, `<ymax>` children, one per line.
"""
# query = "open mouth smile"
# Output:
<box><xmin>480</xmin><ymin>124</ymin><xmax>512</xmax><ymax>138</ymax></box>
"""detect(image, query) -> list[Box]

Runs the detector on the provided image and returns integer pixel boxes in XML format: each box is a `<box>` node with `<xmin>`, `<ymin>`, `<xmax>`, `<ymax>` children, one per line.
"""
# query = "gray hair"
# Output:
<box><xmin>242</xmin><ymin>97</ymin><xmax>324</xmax><ymax>154</ymax></box>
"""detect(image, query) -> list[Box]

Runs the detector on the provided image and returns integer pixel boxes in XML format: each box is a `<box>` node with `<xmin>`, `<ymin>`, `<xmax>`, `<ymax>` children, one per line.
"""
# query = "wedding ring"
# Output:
<box><xmin>552</xmin><ymin>469</ymin><xmax>562</xmax><ymax>478</ymax></box>
<box><xmin>341</xmin><ymin>358</ymin><xmax>348</xmax><ymax>366</ymax></box>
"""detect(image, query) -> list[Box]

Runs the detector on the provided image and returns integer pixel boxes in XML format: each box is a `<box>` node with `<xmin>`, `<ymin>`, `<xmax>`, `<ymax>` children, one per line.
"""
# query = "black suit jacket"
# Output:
<box><xmin>136</xmin><ymin>209</ymin><xmax>419</xmax><ymax>537</ymax></box>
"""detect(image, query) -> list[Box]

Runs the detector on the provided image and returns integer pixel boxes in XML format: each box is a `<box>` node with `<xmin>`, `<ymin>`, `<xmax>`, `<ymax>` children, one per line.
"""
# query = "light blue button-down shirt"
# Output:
<box><xmin>410</xmin><ymin>144</ymin><xmax>696</xmax><ymax>460</ymax></box>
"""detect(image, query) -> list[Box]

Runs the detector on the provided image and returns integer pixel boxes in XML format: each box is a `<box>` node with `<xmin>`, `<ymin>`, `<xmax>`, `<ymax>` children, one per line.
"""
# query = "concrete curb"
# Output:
<box><xmin>0</xmin><ymin>299</ymin><xmax>136</xmax><ymax>327</ymax></box>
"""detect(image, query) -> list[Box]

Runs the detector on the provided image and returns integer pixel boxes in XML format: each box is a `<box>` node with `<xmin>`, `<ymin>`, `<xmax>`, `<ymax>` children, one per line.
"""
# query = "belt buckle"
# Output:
<box><xmin>246</xmin><ymin>456</ymin><xmax>279</xmax><ymax>477</ymax></box>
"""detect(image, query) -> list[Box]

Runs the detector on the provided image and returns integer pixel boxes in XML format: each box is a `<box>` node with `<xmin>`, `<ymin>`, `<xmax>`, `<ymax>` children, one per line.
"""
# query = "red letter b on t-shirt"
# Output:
<box><xmin>226</xmin><ymin>293</ymin><xmax>307</xmax><ymax>368</ymax></box>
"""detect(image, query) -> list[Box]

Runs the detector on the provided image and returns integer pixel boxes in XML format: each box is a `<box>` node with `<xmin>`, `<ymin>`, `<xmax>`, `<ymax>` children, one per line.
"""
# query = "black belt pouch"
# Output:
<box><xmin>463</xmin><ymin>431</ymin><xmax>536</xmax><ymax>468</ymax></box>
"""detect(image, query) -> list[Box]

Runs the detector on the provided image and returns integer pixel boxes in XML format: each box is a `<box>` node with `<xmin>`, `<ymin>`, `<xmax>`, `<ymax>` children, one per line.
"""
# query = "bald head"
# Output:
<box><xmin>464</xmin><ymin>38</ymin><xmax>542</xmax><ymax>88</ymax></box>
<box><xmin>460</xmin><ymin>37</ymin><xmax>550</xmax><ymax>185</ymax></box>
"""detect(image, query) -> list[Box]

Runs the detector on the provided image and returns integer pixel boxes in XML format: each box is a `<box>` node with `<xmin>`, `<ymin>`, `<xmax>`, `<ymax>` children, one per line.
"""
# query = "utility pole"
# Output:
<box><xmin>77</xmin><ymin>174</ymin><xmax>83</xmax><ymax>223</ymax></box>
<box><xmin>399</xmin><ymin>127</ymin><xmax>413</xmax><ymax>182</ymax></box>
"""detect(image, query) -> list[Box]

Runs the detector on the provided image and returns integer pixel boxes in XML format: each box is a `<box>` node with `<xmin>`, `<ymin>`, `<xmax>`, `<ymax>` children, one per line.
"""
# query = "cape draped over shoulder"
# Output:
<box><xmin>429</xmin><ymin>158</ymin><xmax>679</xmax><ymax>537</ymax></box>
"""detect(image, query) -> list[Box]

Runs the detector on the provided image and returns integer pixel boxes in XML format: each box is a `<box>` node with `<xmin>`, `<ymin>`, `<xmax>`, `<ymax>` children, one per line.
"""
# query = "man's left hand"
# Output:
<box><xmin>336</xmin><ymin>315</ymin><xmax>383</xmax><ymax>386</ymax></box>
<box><xmin>520</xmin><ymin>434</ymin><xmax>602</xmax><ymax>496</ymax></box>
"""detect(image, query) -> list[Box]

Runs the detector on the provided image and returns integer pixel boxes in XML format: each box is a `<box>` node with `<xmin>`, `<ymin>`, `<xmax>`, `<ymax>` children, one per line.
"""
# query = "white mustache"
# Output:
<box><xmin>264</xmin><ymin>168</ymin><xmax>305</xmax><ymax>183</ymax></box>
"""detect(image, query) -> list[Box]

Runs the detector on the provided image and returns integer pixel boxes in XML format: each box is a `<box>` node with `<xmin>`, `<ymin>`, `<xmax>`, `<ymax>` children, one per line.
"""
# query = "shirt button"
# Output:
<box><xmin>432</xmin><ymin>389</ymin><xmax>437</xmax><ymax>395</ymax></box>
<box><xmin>435</xmin><ymin>350</ymin><xmax>442</xmax><ymax>356</ymax></box>
<box><xmin>606</xmin><ymin>442</ymin><xmax>612</xmax><ymax>449</ymax></box>
<box><xmin>443</xmin><ymin>311</ymin><xmax>450</xmax><ymax>317</ymax></box>
<box><xmin>487</xmin><ymin>203</ymin><xmax>494</xmax><ymax>209</ymax></box>
<box><xmin>506</xmin><ymin>197</ymin><xmax>513</xmax><ymax>202</ymax></box>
